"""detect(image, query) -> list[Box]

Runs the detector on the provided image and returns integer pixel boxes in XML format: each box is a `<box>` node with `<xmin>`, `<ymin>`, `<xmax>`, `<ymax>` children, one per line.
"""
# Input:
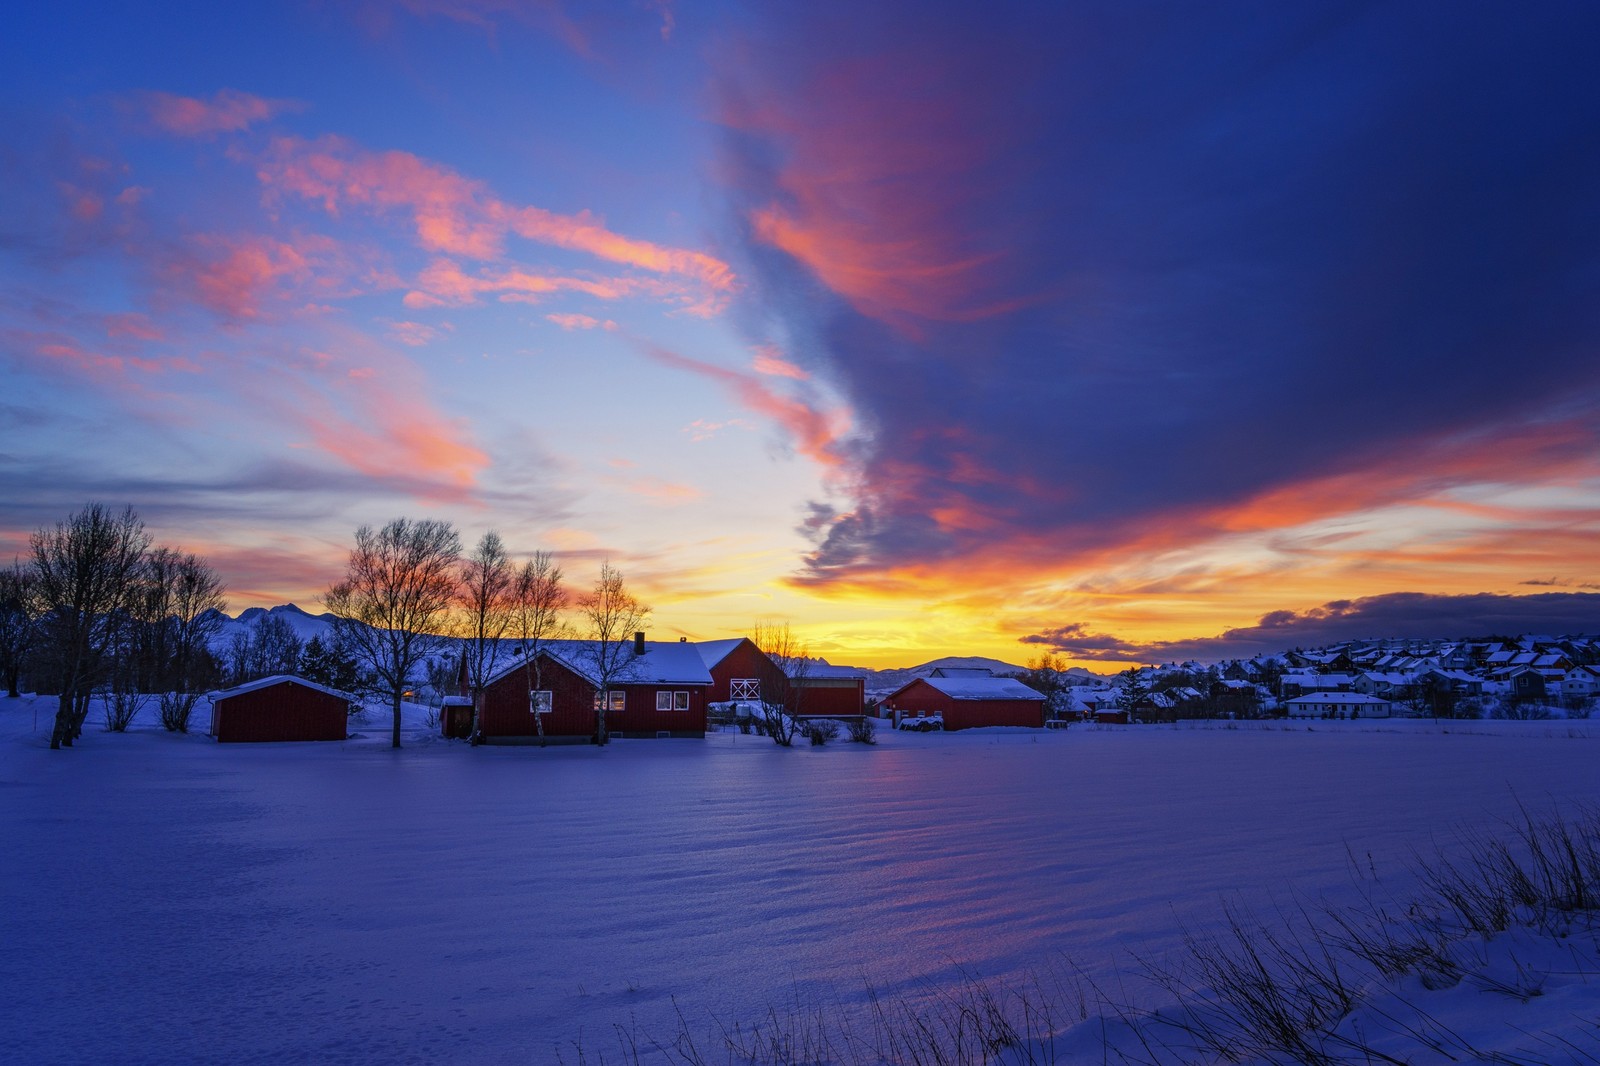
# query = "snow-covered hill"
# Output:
<box><xmin>205</xmin><ymin>602</ymin><xmax>339</xmax><ymax>654</ymax></box>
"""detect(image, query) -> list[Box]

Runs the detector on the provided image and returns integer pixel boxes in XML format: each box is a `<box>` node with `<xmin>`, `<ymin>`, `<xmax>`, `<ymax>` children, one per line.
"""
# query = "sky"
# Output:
<box><xmin>3</xmin><ymin>1</ymin><xmax>1599</xmax><ymax>669</ymax></box>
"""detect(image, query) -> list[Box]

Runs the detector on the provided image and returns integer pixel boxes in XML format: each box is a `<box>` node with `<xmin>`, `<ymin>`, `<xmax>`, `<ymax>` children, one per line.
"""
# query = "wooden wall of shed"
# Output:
<box><xmin>212</xmin><ymin>682</ymin><xmax>348</xmax><ymax>742</ymax></box>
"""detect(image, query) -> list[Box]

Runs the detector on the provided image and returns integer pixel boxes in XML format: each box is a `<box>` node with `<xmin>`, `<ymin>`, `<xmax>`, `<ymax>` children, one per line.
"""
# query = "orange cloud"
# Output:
<box><xmin>280</xmin><ymin>351</ymin><xmax>490</xmax><ymax>497</ymax></box>
<box><xmin>403</xmin><ymin>257</ymin><xmax>650</xmax><ymax>308</ymax></box>
<box><xmin>640</xmin><ymin>344</ymin><xmax>848</xmax><ymax>467</ymax></box>
<box><xmin>258</xmin><ymin>136</ymin><xmax>735</xmax><ymax>311</ymax></box>
<box><xmin>142</xmin><ymin>89</ymin><xmax>300</xmax><ymax>137</ymax></box>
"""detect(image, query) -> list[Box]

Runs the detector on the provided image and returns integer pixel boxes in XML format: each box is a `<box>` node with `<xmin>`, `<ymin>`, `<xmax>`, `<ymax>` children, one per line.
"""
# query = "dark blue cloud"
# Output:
<box><xmin>722</xmin><ymin>2</ymin><xmax>1600</xmax><ymax>581</ymax></box>
<box><xmin>1023</xmin><ymin>592</ymin><xmax>1600</xmax><ymax>663</ymax></box>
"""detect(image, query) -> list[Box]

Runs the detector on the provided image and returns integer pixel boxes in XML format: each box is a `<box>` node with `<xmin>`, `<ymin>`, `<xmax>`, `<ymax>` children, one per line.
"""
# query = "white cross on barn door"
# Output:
<box><xmin>730</xmin><ymin>679</ymin><xmax>760</xmax><ymax>700</ymax></box>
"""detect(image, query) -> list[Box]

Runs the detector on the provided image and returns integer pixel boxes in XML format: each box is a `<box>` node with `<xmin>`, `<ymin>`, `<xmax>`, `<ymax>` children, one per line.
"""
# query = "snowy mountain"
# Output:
<box><xmin>206</xmin><ymin>603</ymin><xmax>339</xmax><ymax>655</ymax></box>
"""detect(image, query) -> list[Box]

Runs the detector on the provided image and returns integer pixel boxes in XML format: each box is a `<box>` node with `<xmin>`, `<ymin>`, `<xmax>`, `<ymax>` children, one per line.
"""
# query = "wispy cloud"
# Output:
<box><xmin>258</xmin><ymin>135</ymin><xmax>735</xmax><ymax>313</ymax></box>
<box><xmin>639</xmin><ymin>343</ymin><xmax>849</xmax><ymax>467</ymax></box>
<box><xmin>138</xmin><ymin>89</ymin><xmax>302</xmax><ymax>137</ymax></box>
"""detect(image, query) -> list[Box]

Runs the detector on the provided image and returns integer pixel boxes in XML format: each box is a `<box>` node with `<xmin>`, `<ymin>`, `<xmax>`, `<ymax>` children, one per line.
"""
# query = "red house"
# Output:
<box><xmin>884</xmin><ymin>673</ymin><xmax>1046</xmax><ymax>731</ymax></box>
<box><xmin>474</xmin><ymin>636</ymin><xmax>712</xmax><ymax>743</ymax></box>
<box><xmin>208</xmin><ymin>675</ymin><xmax>353</xmax><ymax>743</ymax></box>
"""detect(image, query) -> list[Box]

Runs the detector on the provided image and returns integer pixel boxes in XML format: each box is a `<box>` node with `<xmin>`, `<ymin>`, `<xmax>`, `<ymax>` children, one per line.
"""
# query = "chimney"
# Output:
<box><xmin>679</xmin><ymin>636</ymin><xmax>687</xmax><ymax>643</ymax></box>
<box><xmin>633</xmin><ymin>631</ymin><xmax>646</xmax><ymax>656</ymax></box>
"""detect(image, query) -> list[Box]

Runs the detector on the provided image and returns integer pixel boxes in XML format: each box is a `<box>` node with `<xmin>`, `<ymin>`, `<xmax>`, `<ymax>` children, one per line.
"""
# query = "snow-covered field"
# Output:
<box><xmin>3</xmin><ymin>699</ymin><xmax>1597</xmax><ymax>1064</ymax></box>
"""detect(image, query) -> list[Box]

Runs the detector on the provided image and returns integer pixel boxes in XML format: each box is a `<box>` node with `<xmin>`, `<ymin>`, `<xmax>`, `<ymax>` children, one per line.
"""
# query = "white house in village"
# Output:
<box><xmin>1284</xmin><ymin>692</ymin><xmax>1393</xmax><ymax>719</ymax></box>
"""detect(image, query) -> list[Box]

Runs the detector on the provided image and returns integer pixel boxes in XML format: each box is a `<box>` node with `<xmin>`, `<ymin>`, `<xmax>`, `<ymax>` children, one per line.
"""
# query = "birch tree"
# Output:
<box><xmin>325</xmin><ymin>518</ymin><xmax>461</xmax><ymax>748</ymax></box>
<box><xmin>32</xmin><ymin>504</ymin><xmax>150</xmax><ymax>748</ymax></box>
<box><xmin>754</xmin><ymin>619</ymin><xmax>810</xmax><ymax>746</ymax></box>
<box><xmin>510</xmin><ymin>550</ymin><xmax>568</xmax><ymax>743</ymax></box>
<box><xmin>457</xmin><ymin>531</ymin><xmax>515</xmax><ymax>736</ymax></box>
<box><xmin>577</xmin><ymin>561</ymin><xmax>648</xmax><ymax>746</ymax></box>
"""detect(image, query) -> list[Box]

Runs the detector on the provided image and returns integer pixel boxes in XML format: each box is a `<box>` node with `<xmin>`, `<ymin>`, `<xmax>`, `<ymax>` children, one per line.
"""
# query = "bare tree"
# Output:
<box><xmin>31</xmin><ymin>504</ymin><xmax>151</xmax><ymax>748</ymax></box>
<box><xmin>225</xmin><ymin>612</ymin><xmax>303</xmax><ymax>685</ymax></box>
<box><xmin>754</xmin><ymin>619</ymin><xmax>811</xmax><ymax>747</ymax></box>
<box><xmin>510</xmin><ymin>550</ymin><xmax>568</xmax><ymax>744</ymax></box>
<box><xmin>325</xmin><ymin>518</ymin><xmax>461</xmax><ymax>748</ymax></box>
<box><xmin>0</xmin><ymin>559</ymin><xmax>40</xmax><ymax>698</ymax></box>
<box><xmin>155</xmin><ymin>550</ymin><xmax>226</xmax><ymax>732</ymax></box>
<box><xmin>576</xmin><ymin>561</ymin><xmax>649</xmax><ymax>746</ymax></box>
<box><xmin>457</xmin><ymin>531</ymin><xmax>515</xmax><ymax>736</ymax></box>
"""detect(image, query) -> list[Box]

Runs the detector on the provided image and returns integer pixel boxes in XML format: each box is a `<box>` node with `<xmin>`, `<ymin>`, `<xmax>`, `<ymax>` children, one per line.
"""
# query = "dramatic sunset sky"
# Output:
<box><xmin>3</xmin><ymin>2</ymin><xmax>1598</xmax><ymax>668</ymax></box>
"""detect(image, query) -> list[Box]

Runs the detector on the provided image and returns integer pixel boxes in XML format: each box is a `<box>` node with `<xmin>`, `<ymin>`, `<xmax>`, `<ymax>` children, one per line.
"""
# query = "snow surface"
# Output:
<box><xmin>3</xmin><ymin>699</ymin><xmax>1598</xmax><ymax>1064</ymax></box>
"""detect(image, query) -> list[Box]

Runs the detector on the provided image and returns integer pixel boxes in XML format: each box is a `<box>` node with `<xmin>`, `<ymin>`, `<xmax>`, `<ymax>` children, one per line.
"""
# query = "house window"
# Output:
<box><xmin>593</xmin><ymin>690</ymin><xmax>626</xmax><ymax>712</ymax></box>
<box><xmin>674</xmin><ymin>690</ymin><xmax>690</xmax><ymax>711</ymax></box>
<box><xmin>656</xmin><ymin>691</ymin><xmax>672</xmax><ymax>711</ymax></box>
<box><xmin>530</xmin><ymin>690</ymin><xmax>552</xmax><ymax>715</ymax></box>
<box><xmin>730</xmin><ymin>679</ymin><xmax>761</xmax><ymax>700</ymax></box>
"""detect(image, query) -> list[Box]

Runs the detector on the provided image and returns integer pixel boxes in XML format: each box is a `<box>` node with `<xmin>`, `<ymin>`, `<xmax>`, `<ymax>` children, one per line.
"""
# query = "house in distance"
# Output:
<box><xmin>883</xmin><ymin>667</ymin><xmax>1046</xmax><ymax>730</ymax></box>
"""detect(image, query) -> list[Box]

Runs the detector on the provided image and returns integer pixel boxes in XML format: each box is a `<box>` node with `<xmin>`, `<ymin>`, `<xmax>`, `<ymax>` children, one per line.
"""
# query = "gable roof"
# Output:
<box><xmin>897</xmin><ymin>676</ymin><xmax>1044</xmax><ymax>701</ymax></box>
<box><xmin>207</xmin><ymin>674</ymin><xmax>358</xmax><ymax>704</ymax></box>
<box><xmin>487</xmin><ymin>639</ymin><xmax>713</xmax><ymax>689</ymax></box>
<box><xmin>693</xmin><ymin>638</ymin><xmax>749</xmax><ymax>670</ymax></box>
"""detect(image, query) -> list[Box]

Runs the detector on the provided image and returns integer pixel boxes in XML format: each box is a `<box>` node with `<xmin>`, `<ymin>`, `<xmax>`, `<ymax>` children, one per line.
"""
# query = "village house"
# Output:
<box><xmin>1284</xmin><ymin>692</ymin><xmax>1393</xmax><ymax>719</ymax></box>
<box><xmin>883</xmin><ymin>669</ymin><xmax>1046</xmax><ymax>730</ymax></box>
<box><xmin>469</xmin><ymin>634</ymin><xmax>712</xmax><ymax>743</ymax></box>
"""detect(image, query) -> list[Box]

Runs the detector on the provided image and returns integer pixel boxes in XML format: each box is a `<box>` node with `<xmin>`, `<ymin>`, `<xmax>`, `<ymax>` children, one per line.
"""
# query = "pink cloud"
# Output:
<box><xmin>383</xmin><ymin>319</ymin><xmax>452</xmax><ymax>346</ymax></box>
<box><xmin>258</xmin><ymin>136</ymin><xmax>735</xmax><ymax>311</ymax></box>
<box><xmin>751</xmin><ymin>344</ymin><xmax>808</xmax><ymax>380</ymax></box>
<box><xmin>641</xmin><ymin>343</ymin><xmax>848</xmax><ymax>467</ymax></box>
<box><xmin>544</xmin><ymin>312</ymin><xmax>617</xmax><ymax>331</ymax></box>
<box><xmin>142</xmin><ymin>89</ymin><xmax>301</xmax><ymax>137</ymax></box>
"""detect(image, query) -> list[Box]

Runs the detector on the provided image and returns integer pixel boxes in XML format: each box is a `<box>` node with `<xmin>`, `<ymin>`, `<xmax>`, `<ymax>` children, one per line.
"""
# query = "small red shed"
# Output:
<box><xmin>883</xmin><ymin>674</ymin><xmax>1045</xmax><ymax>731</ymax></box>
<box><xmin>208</xmin><ymin>675</ymin><xmax>353</xmax><ymax>743</ymax></box>
<box><xmin>792</xmin><ymin>664</ymin><xmax>867</xmax><ymax>717</ymax></box>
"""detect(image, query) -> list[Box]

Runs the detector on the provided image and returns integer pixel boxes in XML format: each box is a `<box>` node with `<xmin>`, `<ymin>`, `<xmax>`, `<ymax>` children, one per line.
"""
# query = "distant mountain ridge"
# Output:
<box><xmin>214</xmin><ymin>608</ymin><xmax>1104</xmax><ymax>689</ymax></box>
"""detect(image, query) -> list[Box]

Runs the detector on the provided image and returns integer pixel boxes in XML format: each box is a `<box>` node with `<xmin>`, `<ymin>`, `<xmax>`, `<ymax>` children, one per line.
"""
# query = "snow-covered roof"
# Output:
<box><xmin>799</xmin><ymin>663</ymin><xmax>865</xmax><ymax>680</ymax></box>
<box><xmin>207</xmin><ymin>674</ymin><xmax>358</xmax><ymax>704</ymax></box>
<box><xmin>693</xmin><ymin>638</ymin><xmax>747</xmax><ymax>669</ymax></box>
<box><xmin>929</xmin><ymin>666</ymin><xmax>995</xmax><ymax>678</ymax></box>
<box><xmin>1284</xmin><ymin>692</ymin><xmax>1392</xmax><ymax>705</ymax></box>
<box><xmin>487</xmin><ymin>639</ymin><xmax>713</xmax><ymax>688</ymax></box>
<box><xmin>903</xmin><ymin>676</ymin><xmax>1044</xmax><ymax>701</ymax></box>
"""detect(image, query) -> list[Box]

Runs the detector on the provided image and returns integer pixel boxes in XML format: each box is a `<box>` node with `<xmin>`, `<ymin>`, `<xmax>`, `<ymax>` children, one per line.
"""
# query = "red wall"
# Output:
<box><xmin>212</xmin><ymin>681</ymin><xmax>348</xmax><ymax>742</ymax></box>
<box><xmin>795</xmin><ymin>679</ymin><xmax>865</xmax><ymax>716</ymax></box>
<box><xmin>477</xmin><ymin>655</ymin><xmax>708</xmax><ymax>740</ymax></box>
<box><xmin>886</xmin><ymin>679</ymin><xmax>1044</xmax><ymax>731</ymax></box>
<box><xmin>479</xmin><ymin>657</ymin><xmax>594</xmax><ymax>739</ymax></box>
<box><xmin>705</xmin><ymin>639</ymin><xmax>787</xmax><ymax>704</ymax></box>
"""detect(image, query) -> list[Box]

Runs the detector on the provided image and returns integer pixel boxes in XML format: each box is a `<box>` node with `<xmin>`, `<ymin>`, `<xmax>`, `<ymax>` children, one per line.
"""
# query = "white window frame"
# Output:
<box><xmin>530</xmin><ymin>690</ymin><xmax>552</xmax><ymax>715</ymax></box>
<box><xmin>656</xmin><ymin>690</ymin><xmax>673</xmax><ymax>712</ymax></box>
<box><xmin>674</xmin><ymin>690</ymin><xmax>690</xmax><ymax>711</ymax></box>
<box><xmin>730</xmin><ymin>678</ymin><xmax>761</xmax><ymax>701</ymax></box>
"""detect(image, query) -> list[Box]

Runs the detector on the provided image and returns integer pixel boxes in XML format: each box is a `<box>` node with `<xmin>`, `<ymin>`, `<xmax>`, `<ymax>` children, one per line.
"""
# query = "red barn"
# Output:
<box><xmin>475</xmin><ymin>637</ymin><xmax>712</xmax><ymax>743</ymax></box>
<box><xmin>884</xmin><ymin>674</ymin><xmax>1046</xmax><ymax>731</ymax></box>
<box><xmin>694</xmin><ymin>638</ymin><xmax>788</xmax><ymax>705</ymax></box>
<box><xmin>693</xmin><ymin>638</ymin><xmax>866</xmax><ymax>717</ymax></box>
<box><xmin>208</xmin><ymin>675</ymin><xmax>353</xmax><ymax>743</ymax></box>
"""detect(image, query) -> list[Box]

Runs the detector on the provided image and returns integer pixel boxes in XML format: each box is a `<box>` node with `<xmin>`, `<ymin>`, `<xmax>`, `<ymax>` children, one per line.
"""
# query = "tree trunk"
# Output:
<box><xmin>50</xmin><ymin>691</ymin><xmax>73</xmax><ymax>748</ymax></box>
<box><xmin>391</xmin><ymin>689</ymin><xmax>403</xmax><ymax>748</ymax></box>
